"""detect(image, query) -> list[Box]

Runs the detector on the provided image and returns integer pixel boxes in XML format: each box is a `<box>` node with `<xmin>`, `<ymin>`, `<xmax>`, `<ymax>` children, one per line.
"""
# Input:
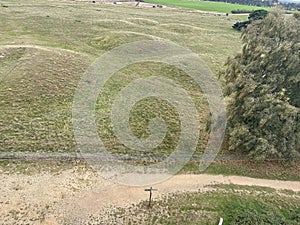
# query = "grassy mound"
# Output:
<box><xmin>1</xmin><ymin>1</ymin><xmax>299</xmax><ymax>179</ymax></box>
<box><xmin>0</xmin><ymin>0</ymin><xmax>241</xmax><ymax>157</ymax></box>
<box><xmin>0</xmin><ymin>46</ymin><xmax>89</xmax><ymax>153</ymax></box>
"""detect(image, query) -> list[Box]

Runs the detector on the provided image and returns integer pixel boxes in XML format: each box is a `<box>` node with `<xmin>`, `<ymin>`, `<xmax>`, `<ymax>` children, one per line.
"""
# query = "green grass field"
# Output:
<box><xmin>0</xmin><ymin>0</ymin><xmax>241</xmax><ymax>156</ymax></box>
<box><xmin>0</xmin><ymin>0</ymin><xmax>299</xmax><ymax>179</ymax></box>
<box><xmin>145</xmin><ymin>0</ymin><xmax>270</xmax><ymax>13</ymax></box>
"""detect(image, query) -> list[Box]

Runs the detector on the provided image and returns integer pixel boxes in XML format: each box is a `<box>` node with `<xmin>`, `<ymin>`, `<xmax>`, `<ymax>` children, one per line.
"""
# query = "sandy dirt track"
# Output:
<box><xmin>1</xmin><ymin>167</ymin><xmax>299</xmax><ymax>224</ymax></box>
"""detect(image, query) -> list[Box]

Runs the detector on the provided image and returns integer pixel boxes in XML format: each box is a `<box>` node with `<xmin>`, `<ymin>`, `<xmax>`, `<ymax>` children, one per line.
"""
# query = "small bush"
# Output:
<box><xmin>232</xmin><ymin>9</ymin><xmax>268</xmax><ymax>31</ymax></box>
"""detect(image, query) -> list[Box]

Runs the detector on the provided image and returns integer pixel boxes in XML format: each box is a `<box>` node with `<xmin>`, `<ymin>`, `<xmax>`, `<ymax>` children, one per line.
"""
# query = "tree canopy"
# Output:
<box><xmin>224</xmin><ymin>10</ymin><xmax>300</xmax><ymax>160</ymax></box>
<box><xmin>232</xmin><ymin>10</ymin><xmax>268</xmax><ymax>31</ymax></box>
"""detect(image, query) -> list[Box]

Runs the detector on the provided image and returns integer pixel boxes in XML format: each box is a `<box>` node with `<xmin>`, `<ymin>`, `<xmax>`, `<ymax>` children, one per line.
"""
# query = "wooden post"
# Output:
<box><xmin>144</xmin><ymin>187</ymin><xmax>157</xmax><ymax>207</ymax></box>
<box><xmin>218</xmin><ymin>218</ymin><xmax>223</xmax><ymax>225</ymax></box>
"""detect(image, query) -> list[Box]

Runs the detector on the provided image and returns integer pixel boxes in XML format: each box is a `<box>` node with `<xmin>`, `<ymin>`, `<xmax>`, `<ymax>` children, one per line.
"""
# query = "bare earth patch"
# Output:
<box><xmin>1</xmin><ymin>165</ymin><xmax>299</xmax><ymax>224</ymax></box>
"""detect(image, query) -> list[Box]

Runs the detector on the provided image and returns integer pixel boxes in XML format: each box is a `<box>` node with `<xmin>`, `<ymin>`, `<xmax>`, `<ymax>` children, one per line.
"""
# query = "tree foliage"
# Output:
<box><xmin>233</xmin><ymin>10</ymin><xmax>268</xmax><ymax>31</ymax></box>
<box><xmin>225</xmin><ymin>10</ymin><xmax>300</xmax><ymax>160</ymax></box>
<box><xmin>248</xmin><ymin>9</ymin><xmax>269</xmax><ymax>21</ymax></box>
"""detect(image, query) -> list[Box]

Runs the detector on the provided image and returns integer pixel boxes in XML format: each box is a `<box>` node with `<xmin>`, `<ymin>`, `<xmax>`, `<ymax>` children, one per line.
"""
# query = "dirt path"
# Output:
<box><xmin>1</xmin><ymin>168</ymin><xmax>299</xmax><ymax>224</ymax></box>
<box><xmin>59</xmin><ymin>173</ymin><xmax>300</xmax><ymax>217</ymax></box>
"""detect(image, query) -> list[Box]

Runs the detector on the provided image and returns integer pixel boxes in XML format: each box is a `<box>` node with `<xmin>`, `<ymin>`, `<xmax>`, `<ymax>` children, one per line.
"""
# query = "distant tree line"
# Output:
<box><xmin>282</xmin><ymin>2</ymin><xmax>300</xmax><ymax>11</ymax></box>
<box><xmin>203</xmin><ymin>0</ymin><xmax>276</xmax><ymax>7</ymax></box>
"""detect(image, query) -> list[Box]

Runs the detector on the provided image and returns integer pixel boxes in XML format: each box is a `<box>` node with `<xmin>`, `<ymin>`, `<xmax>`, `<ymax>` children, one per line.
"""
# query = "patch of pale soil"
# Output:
<box><xmin>0</xmin><ymin>44</ymin><xmax>87</xmax><ymax>57</ymax></box>
<box><xmin>1</xmin><ymin>167</ymin><xmax>299</xmax><ymax>224</ymax></box>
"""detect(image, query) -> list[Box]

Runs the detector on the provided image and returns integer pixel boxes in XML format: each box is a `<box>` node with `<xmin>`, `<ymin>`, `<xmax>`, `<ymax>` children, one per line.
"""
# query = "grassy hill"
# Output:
<box><xmin>0</xmin><ymin>0</ymin><xmax>241</xmax><ymax>156</ymax></box>
<box><xmin>0</xmin><ymin>0</ymin><xmax>298</xmax><ymax>180</ymax></box>
<box><xmin>1</xmin><ymin>2</ymin><xmax>299</xmax><ymax>224</ymax></box>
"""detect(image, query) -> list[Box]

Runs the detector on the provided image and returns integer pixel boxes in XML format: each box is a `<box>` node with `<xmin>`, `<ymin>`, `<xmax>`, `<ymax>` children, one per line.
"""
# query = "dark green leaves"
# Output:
<box><xmin>225</xmin><ymin>10</ymin><xmax>300</xmax><ymax>160</ymax></box>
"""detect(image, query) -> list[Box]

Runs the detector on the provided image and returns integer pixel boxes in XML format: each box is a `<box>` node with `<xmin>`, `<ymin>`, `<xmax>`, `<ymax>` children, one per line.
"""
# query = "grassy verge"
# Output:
<box><xmin>145</xmin><ymin>0</ymin><xmax>270</xmax><ymax>13</ymax></box>
<box><xmin>181</xmin><ymin>159</ymin><xmax>300</xmax><ymax>181</ymax></box>
<box><xmin>1</xmin><ymin>158</ymin><xmax>299</xmax><ymax>181</ymax></box>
